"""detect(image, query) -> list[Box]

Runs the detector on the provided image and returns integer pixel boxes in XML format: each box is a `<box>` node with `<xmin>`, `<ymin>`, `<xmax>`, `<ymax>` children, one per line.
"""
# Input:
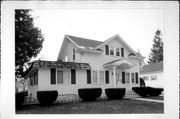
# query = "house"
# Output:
<box><xmin>25</xmin><ymin>34</ymin><xmax>144</xmax><ymax>99</ymax></box>
<box><xmin>140</xmin><ymin>61</ymin><xmax>163</xmax><ymax>88</ymax></box>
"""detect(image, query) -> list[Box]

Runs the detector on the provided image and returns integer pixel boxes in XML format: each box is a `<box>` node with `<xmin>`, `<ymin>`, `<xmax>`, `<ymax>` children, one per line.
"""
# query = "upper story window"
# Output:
<box><xmin>116</xmin><ymin>48</ymin><xmax>120</xmax><ymax>56</ymax></box>
<box><xmin>73</xmin><ymin>49</ymin><xmax>75</xmax><ymax>61</ymax></box>
<box><xmin>110</xmin><ymin>46</ymin><xmax>114</xmax><ymax>55</ymax></box>
<box><xmin>105</xmin><ymin>45</ymin><xmax>124</xmax><ymax>57</ymax></box>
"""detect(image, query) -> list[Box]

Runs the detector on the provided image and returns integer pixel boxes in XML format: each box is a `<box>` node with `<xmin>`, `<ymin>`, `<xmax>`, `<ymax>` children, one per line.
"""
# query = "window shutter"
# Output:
<box><xmin>105</xmin><ymin>71</ymin><xmax>109</xmax><ymax>84</ymax></box>
<box><xmin>71</xmin><ymin>69</ymin><xmax>76</xmax><ymax>84</ymax></box>
<box><xmin>122</xmin><ymin>72</ymin><xmax>125</xmax><ymax>84</ymax></box>
<box><xmin>87</xmin><ymin>70</ymin><xmax>91</xmax><ymax>84</ymax></box>
<box><xmin>135</xmin><ymin>72</ymin><xmax>138</xmax><ymax>84</ymax></box>
<box><xmin>105</xmin><ymin>45</ymin><xmax>109</xmax><ymax>55</ymax></box>
<box><xmin>51</xmin><ymin>68</ymin><xmax>56</xmax><ymax>84</ymax></box>
<box><xmin>121</xmin><ymin>48</ymin><xmax>124</xmax><ymax>57</ymax></box>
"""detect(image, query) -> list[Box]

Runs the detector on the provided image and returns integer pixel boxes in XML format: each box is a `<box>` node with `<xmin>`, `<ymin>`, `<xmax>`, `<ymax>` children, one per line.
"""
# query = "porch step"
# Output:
<box><xmin>124</xmin><ymin>90</ymin><xmax>141</xmax><ymax>99</ymax></box>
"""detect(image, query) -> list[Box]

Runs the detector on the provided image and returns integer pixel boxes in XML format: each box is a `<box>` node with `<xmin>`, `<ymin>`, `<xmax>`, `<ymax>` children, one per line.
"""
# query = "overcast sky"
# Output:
<box><xmin>31</xmin><ymin>9</ymin><xmax>164</xmax><ymax>63</ymax></box>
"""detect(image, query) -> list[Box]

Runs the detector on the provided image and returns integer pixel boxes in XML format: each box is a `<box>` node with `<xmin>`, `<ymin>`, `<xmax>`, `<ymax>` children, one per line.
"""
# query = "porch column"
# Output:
<box><xmin>129</xmin><ymin>67</ymin><xmax>132</xmax><ymax>90</ymax></box>
<box><xmin>113</xmin><ymin>66</ymin><xmax>116</xmax><ymax>88</ymax></box>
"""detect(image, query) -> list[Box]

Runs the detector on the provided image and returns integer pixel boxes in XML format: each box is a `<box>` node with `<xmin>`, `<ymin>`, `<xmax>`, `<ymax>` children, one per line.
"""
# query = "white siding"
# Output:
<box><xmin>37</xmin><ymin>69</ymin><xmax>112</xmax><ymax>95</ymax></box>
<box><xmin>140</xmin><ymin>71</ymin><xmax>163</xmax><ymax>88</ymax></box>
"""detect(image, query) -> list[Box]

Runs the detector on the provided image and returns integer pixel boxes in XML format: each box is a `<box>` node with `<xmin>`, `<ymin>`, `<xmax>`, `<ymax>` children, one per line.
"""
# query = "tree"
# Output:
<box><xmin>148</xmin><ymin>29</ymin><xmax>163</xmax><ymax>64</ymax></box>
<box><xmin>15</xmin><ymin>10</ymin><xmax>44</xmax><ymax>77</ymax></box>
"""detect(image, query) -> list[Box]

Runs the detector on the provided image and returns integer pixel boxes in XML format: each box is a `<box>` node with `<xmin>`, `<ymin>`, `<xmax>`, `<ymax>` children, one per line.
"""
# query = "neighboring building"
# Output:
<box><xmin>25</xmin><ymin>34</ymin><xmax>144</xmax><ymax>98</ymax></box>
<box><xmin>140</xmin><ymin>61</ymin><xmax>163</xmax><ymax>88</ymax></box>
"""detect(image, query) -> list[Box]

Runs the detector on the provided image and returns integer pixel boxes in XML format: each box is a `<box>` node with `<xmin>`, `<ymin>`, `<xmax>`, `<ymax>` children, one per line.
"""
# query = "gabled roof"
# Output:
<box><xmin>95</xmin><ymin>34</ymin><xmax>138</xmax><ymax>56</ymax></box>
<box><xmin>140</xmin><ymin>61</ymin><xmax>163</xmax><ymax>74</ymax></box>
<box><xmin>66</xmin><ymin>35</ymin><xmax>103</xmax><ymax>48</ymax></box>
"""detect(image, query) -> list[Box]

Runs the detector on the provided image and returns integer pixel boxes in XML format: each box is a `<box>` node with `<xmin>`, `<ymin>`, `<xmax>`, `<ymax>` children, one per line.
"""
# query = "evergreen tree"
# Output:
<box><xmin>15</xmin><ymin>10</ymin><xmax>44</xmax><ymax>77</ymax></box>
<box><xmin>148</xmin><ymin>29</ymin><xmax>163</xmax><ymax>64</ymax></box>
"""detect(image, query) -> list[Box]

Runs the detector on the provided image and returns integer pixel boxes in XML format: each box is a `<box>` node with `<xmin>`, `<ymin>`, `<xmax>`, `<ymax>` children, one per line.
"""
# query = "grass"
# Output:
<box><xmin>16</xmin><ymin>99</ymin><xmax>163</xmax><ymax>114</ymax></box>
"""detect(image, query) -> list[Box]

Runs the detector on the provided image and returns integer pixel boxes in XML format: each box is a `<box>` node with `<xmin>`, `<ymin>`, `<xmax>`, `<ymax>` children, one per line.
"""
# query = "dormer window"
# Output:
<box><xmin>110</xmin><ymin>46</ymin><xmax>114</xmax><ymax>55</ymax></box>
<box><xmin>116</xmin><ymin>48</ymin><xmax>120</xmax><ymax>56</ymax></box>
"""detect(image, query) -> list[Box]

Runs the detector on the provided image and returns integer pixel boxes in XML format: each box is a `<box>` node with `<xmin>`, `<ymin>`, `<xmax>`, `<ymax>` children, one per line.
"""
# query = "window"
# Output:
<box><xmin>71</xmin><ymin>69</ymin><xmax>76</xmax><ymax>84</ymax></box>
<box><xmin>92</xmin><ymin>71</ymin><xmax>98</xmax><ymax>84</ymax></box>
<box><xmin>121</xmin><ymin>48</ymin><xmax>124</xmax><ymax>57</ymax></box>
<box><xmin>116</xmin><ymin>48</ymin><xmax>120</xmax><ymax>56</ymax></box>
<box><xmin>73</xmin><ymin>49</ymin><xmax>75</xmax><ymax>61</ymax></box>
<box><xmin>105</xmin><ymin>45</ymin><xmax>109</xmax><ymax>55</ymax></box>
<box><xmin>126</xmin><ymin>73</ymin><xmax>130</xmax><ymax>83</ymax></box>
<box><xmin>63</xmin><ymin>70</ymin><xmax>70</xmax><ymax>84</ymax></box>
<box><xmin>110</xmin><ymin>46</ymin><xmax>114</xmax><ymax>55</ymax></box>
<box><xmin>99</xmin><ymin>71</ymin><xmax>105</xmax><ymax>84</ymax></box>
<box><xmin>131</xmin><ymin>73</ymin><xmax>135</xmax><ymax>83</ymax></box>
<box><xmin>143</xmin><ymin>76</ymin><xmax>149</xmax><ymax>81</ymax></box>
<box><xmin>57</xmin><ymin>70</ymin><xmax>63</xmax><ymax>84</ymax></box>
<box><xmin>150</xmin><ymin>76</ymin><xmax>157</xmax><ymax>81</ymax></box>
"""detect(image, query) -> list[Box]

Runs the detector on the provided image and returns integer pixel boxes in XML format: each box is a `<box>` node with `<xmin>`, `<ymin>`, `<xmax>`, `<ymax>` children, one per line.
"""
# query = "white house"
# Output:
<box><xmin>25</xmin><ymin>34</ymin><xmax>144</xmax><ymax>99</ymax></box>
<box><xmin>140</xmin><ymin>61</ymin><xmax>163</xmax><ymax>88</ymax></box>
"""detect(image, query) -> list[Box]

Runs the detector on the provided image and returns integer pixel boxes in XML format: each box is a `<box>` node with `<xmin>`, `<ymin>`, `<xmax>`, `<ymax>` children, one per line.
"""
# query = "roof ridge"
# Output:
<box><xmin>66</xmin><ymin>34</ymin><xmax>103</xmax><ymax>43</ymax></box>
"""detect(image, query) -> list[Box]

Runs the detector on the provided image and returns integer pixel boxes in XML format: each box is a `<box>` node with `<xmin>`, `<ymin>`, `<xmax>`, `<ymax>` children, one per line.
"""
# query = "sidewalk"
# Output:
<box><xmin>130</xmin><ymin>97</ymin><xmax>164</xmax><ymax>103</ymax></box>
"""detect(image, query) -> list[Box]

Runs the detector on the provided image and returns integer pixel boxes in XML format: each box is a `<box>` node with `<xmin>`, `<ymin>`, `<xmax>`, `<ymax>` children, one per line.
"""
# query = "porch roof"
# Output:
<box><xmin>103</xmin><ymin>58</ymin><xmax>135</xmax><ymax>69</ymax></box>
<box><xmin>24</xmin><ymin>60</ymin><xmax>91</xmax><ymax>78</ymax></box>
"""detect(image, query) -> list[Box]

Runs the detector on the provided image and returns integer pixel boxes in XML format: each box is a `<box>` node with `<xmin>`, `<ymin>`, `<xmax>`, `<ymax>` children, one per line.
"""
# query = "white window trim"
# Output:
<box><xmin>56</xmin><ymin>69</ymin><xmax>71</xmax><ymax>85</ymax></box>
<box><xmin>91</xmin><ymin>70</ymin><xmax>105</xmax><ymax>84</ymax></box>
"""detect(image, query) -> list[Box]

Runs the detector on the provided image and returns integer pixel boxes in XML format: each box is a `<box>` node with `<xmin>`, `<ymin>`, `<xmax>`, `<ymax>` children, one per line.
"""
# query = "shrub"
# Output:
<box><xmin>147</xmin><ymin>87</ymin><xmax>163</xmax><ymax>96</ymax></box>
<box><xmin>37</xmin><ymin>90</ymin><xmax>58</xmax><ymax>105</ymax></box>
<box><xmin>132</xmin><ymin>87</ymin><xmax>149</xmax><ymax>97</ymax></box>
<box><xmin>16</xmin><ymin>91</ymin><xmax>26</xmax><ymax>108</ymax></box>
<box><xmin>78</xmin><ymin>88</ymin><xmax>102</xmax><ymax>101</ymax></box>
<box><xmin>105</xmin><ymin>88</ymin><xmax>126</xmax><ymax>100</ymax></box>
<box><xmin>132</xmin><ymin>87</ymin><xmax>163</xmax><ymax>97</ymax></box>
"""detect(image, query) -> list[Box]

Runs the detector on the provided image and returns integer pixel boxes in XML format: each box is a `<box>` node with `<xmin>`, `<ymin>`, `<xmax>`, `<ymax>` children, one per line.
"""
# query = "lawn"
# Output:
<box><xmin>16</xmin><ymin>99</ymin><xmax>164</xmax><ymax>114</ymax></box>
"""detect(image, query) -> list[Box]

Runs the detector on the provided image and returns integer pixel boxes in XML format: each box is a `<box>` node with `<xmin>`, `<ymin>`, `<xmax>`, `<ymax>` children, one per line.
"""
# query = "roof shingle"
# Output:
<box><xmin>66</xmin><ymin>35</ymin><xmax>103</xmax><ymax>48</ymax></box>
<box><xmin>140</xmin><ymin>61</ymin><xmax>163</xmax><ymax>74</ymax></box>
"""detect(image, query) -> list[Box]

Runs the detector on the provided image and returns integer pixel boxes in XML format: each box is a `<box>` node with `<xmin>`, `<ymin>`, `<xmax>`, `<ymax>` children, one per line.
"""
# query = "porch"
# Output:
<box><xmin>104</xmin><ymin>58</ymin><xmax>139</xmax><ymax>91</ymax></box>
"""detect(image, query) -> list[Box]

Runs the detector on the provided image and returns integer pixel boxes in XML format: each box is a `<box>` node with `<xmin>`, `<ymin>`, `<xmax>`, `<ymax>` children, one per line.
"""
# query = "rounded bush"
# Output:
<box><xmin>16</xmin><ymin>91</ymin><xmax>26</xmax><ymax>108</ymax></box>
<box><xmin>37</xmin><ymin>90</ymin><xmax>58</xmax><ymax>105</ymax></box>
<box><xmin>132</xmin><ymin>87</ymin><xmax>148</xmax><ymax>97</ymax></box>
<box><xmin>132</xmin><ymin>87</ymin><xmax>163</xmax><ymax>97</ymax></box>
<box><xmin>78</xmin><ymin>88</ymin><xmax>102</xmax><ymax>101</ymax></box>
<box><xmin>148</xmin><ymin>87</ymin><xmax>163</xmax><ymax>96</ymax></box>
<box><xmin>105</xmin><ymin>88</ymin><xmax>126</xmax><ymax>100</ymax></box>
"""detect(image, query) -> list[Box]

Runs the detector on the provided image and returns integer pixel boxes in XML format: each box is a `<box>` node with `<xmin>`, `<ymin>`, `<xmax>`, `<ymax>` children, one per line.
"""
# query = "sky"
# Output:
<box><xmin>31</xmin><ymin>9</ymin><xmax>164</xmax><ymax>63</ymax></box>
